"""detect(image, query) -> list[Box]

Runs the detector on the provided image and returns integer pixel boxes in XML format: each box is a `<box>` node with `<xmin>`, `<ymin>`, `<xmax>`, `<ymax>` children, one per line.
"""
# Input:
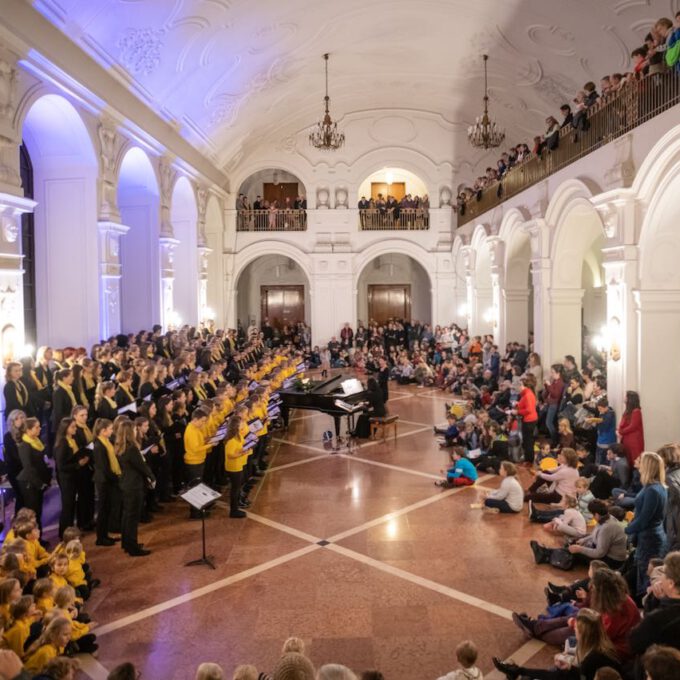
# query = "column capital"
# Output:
<box><xmin>633</xmin><ymin>289</ymin><xmax>680</xmax><ymax>313</ymax></box>
<box><xmin>549</xmin><ymin>288</ymin><xmax>585</xmax><ymax>305</ymax></box>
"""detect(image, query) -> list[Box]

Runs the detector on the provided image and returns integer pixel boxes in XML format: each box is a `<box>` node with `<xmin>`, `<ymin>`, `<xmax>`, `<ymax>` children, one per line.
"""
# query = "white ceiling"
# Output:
<box><xmin>34</xmin><ymin>0</ymin><xmax>676</xmax><ymax>177</ymax></box>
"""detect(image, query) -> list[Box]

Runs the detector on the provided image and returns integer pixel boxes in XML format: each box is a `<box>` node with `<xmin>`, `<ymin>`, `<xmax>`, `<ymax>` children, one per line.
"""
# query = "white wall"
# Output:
<box><xmin>171</xmin><ymin>178</ymin><xmax>199</xmax><ymax>326</ymax></box>
<box><xmin>33</xmin><ymin>159</ymin><xmax>99</xmax><ymax>346</ymax></box>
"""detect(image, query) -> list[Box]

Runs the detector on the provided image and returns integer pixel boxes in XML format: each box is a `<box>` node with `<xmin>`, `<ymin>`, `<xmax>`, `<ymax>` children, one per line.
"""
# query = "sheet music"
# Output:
<box><xmin>248</xmin><ymin>419</ymin><xmax>263</xmax><ymax>433</ymax></box>
<box><xmin>341</xmin><ymin>378</ymin><xmax>364</xmax><ymax>396</ymax></box>
<box><xmin>118</xmin><ymin>402</ymin><xmax>137</xmax><ymax>415</ymax></box>
<box><xmin>334</xmin><ymin>398</ymin><xmax>363</xmax><ymax>413</ymax></box>
<box><xmin>180</xmin><ymin>483</ymin><xmax>221</xmax><ymax>510</ymax></box>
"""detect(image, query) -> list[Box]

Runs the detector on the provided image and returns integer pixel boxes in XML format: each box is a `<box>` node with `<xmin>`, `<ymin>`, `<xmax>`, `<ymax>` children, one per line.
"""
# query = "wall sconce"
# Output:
<box><xmin>385</xmin><ymin>170</ymin><xmax>394</xmax><ymax>185</ymax></box>
<box><xmin>482</xmin><ymin>307</ymin><xmax>497</xmax><ymax>326</ymax></box>
<box><xmin>168</xmin><ymin>310</ymin><xmax>182</xmax><ymax>329</ymax></box>
<box><xmin>201</xmin><ymin>307</ymin><xmax>215</xmax><ymax>323</ymax></box>
<box><xmin>19</xmin><ymin>344</ymin><xmax>34</xmax><ymax>359</ymax></box>
<box><xmin>458</xmin><ymin>303</ymin><xmax>470</xmax><ymax>319</ymax></box>
<box><xmin>591</xmin><ymin>317</ymin><xmax>621</xmax><ymax>362</ymax></box>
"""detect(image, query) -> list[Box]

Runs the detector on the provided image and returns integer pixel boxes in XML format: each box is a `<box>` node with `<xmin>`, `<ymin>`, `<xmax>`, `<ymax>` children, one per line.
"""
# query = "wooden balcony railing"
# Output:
<box><xmin>359</xmin><ymin>208</ymin><xmax>430</xmax><ymax>230</ymax></box>
<box><xmin>236</xmin><ymin>209</ymin><xmax>307</xmax><ymax>231</ymax></box>
<box><xmin>457</xmin><ymin>69</ymin><xmax>680</xmax><ymax>226</ymax></box>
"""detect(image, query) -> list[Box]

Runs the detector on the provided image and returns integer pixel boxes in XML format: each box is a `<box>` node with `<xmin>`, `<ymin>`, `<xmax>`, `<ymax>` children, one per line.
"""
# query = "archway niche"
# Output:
<box><xmin>236</xmin><ymin>255</ymin><xmax>310</xmax><ymax>332</ymax></box>
<box><xmin>117</xmin><ymin>147</ymin><xmax>160</xmax><ymax>333</ymax></box>
<box><xmin>504</xmin><ymin>230</ymin><xmax>533</xmax><ymax>347</ymax></box>
<box><xmin>170</xmin><ymin>176</ymin><xmax>198</xmax><ymax>326</ymax></box>
<box><xmin>550</xmin><ymin>202</ymin><xmax>605</xmax><ymax>366</ymax></box>
<box><xmin>356</xmin><ymin>254</ymin><xmax>431</xmax><ymax>326</ymax></box>
<box><xmin>237</xmin><ymin>168</ymin><xmax>307</xmax><ymax>208</ymax></box>
<box><xmin>22</xmin><ymin>94</ymin><xmax>99</xmax><ymax>347</ymax></box>
<box><xmin>357</xmin><ymin>167</ymin><xmax>428</xmax><ymax>203</ymax></box>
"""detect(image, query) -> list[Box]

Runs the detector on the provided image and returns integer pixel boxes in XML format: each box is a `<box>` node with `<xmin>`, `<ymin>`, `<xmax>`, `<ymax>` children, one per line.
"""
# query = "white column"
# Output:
<box><xmin>502</xmin><ymin>288</ymin><xmax>531</xmax><ymax>347</ymax></box>
<box><xmin>488</xmin><ymin>237</ymin><xmax>504</xmax><ymax>342</ymax></box>
<box><xmin>549</xmin><ymin>288</ymin><xmax>585</xmax><ymax>365</ymax></box>
<box><xmin>635</xmin><ymin>290</ymin><xmax>680</xmax><ymax>449</ymax></box>
<box><xmin>197</xmin><ymin>245</ymin><xmax>211</xmax><ymax>323</ymax></box>
<box><xmin>525</xmin><ymin>218</ymin><xmax>551</xmax><ymax>357</ymax></box>
<box><xmin>159</xmin><ymin>237</ymin><xmax>178</xmax><ymax>329</ymax></box>
<box><xmin>97</xmin><ymin>221</ymin><xmax>129</xmax><ymax>340</ymax></box>
<box><xmin>460</xmin><ymin>245</ymin><xmax>475</xmax><ymax>332</ymax></box>
<box><xmin>602</xmin><ymin>247</ymin><xmax>638</xmax><ymax>418</ymax></box>
<box><xmin>0</xmin><ymin>194</ymin><xmax>37</xmax><ymax>365</ymax></box>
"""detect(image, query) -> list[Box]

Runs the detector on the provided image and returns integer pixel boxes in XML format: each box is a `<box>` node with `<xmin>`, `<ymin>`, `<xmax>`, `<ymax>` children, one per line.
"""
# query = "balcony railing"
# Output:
<box><xmin>359</xmin><ymin>208</ymin><xmax>430</xmax><ymax>230</ymax></box>
<box><xmin>236</xmin><ymin>209</ymin><xmax>307</xmax><ymax>231</ymax></box>
<box><xmin>457</xmin><ymin>69</ymin><xmax>680</xmax><ymax>226</ymax></box>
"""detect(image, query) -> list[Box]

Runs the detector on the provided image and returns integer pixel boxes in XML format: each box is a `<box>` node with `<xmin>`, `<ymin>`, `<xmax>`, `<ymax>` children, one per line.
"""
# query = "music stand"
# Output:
<box><xmin>181</xmin><ymin>483</ymin><xmax>222</xmax><ymax>569</ymax></box>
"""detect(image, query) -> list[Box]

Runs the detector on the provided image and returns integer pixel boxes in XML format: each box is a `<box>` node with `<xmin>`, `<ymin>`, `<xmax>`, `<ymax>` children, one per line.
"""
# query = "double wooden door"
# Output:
<box><xmin>263</xmin><ymin>182</ymin><xmax>299</xmax><ymax>206</ymax></box>
<box><xmin>367</xmin><ymin>284</ymin><xmax>411</xmax><ymax>325</ymax></box>
<box><xmin>260</xmin><ymin>285</ymin><xmax>305</xmax><ymax>330</ymax></box>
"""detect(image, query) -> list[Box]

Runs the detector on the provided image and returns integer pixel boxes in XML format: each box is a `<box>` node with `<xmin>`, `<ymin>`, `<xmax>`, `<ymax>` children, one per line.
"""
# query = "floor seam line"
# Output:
<box><xmin>326</xmin><ymin>542</ymin><xmax>513</xmax><ymax>621</ymax></box>
<box><xmin>94</xmin><ymin>544</ymin><xmax>321</xmax><ymax>638</ymax></box>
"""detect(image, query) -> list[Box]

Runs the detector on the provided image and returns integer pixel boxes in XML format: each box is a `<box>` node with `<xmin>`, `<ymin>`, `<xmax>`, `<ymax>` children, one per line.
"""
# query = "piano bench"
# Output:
<box><xmin>369</xmin><ymin>415</ymin><xmax>399</xmax><ymax>442</ymax></box>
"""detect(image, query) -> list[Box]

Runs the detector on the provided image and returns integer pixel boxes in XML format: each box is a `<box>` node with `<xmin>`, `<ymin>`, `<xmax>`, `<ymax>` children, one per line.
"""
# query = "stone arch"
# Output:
<box><xmin>232</xmin><ymin>162</ymin><xmax>310</xmax><ymax>208</ymax></box>
<box><xmin>348</xmin><ymin>149</ymin><xmax>437</xmax><ymax>206</ymax></box>
<box><xmin>546</xmin><ymin>179</ymin><xmax>606</xmax><ymax>365</ymax></box>
<box><xmin>232</xmin><ymin>243</ymin><xmax>313</xmax><ymax>334</ymax></box>
<box><xmin>21</xmin><ymin>93</ymin><xmax>99</xmax><ymax>347</ymax></box>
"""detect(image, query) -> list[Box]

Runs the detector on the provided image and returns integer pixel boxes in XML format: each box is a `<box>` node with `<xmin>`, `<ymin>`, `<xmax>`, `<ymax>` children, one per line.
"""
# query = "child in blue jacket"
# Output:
<box><xmin>436</xmin><ymin>447</ymin><xmax>479</xmax><ymax>488</ymax></box>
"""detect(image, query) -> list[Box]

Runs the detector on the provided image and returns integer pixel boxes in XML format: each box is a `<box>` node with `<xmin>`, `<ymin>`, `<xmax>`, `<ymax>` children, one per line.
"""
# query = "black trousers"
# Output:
<box><xmin>58</xmin><ymin>474</ymin><xmax>78</xmax><ymax>538</ymax></box>
<box><xmin>227</xmin><ymin>470</ymin><xmax>243</xmax><ymax>514</ymax></box>
<box><xmin>19</xmin><ymin>481</ymin><xmax>44</xmax><ymax>529</ymax></box>
<box><xmin>121</xmin><ymin>487</ymin><xmax>144</xmax><ymax>551</ymax></box>
<box><xmin>76</xmin><ymin>467</ymin><xmax>95</xmax><ymax>528</ymax></box>
<box><xmin>95</xmin><ymin>481</ymin><xmax>116</xmax><ymax>542</ymax></box>
<box><xmin>7</xmin><ymin>473</ymin><xmax>23</xmax><ymax>514</ymax></box>
<box><xmin>521</xmin><ymin>420</ymin><xmax>536</xmax><ymax>463</ymax></box>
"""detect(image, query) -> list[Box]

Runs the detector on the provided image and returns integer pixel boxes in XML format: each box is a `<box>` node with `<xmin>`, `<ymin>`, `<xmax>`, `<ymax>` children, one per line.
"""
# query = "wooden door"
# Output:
<box><xmin>371</xmin><ymin>182</ymin><xmax>405</xmax><ymax>201</ymax></box>
<box><xmin>368</xmin><ymin>284</ymin><xmax>411</xmax><ymax>324</ymax></box>
<box><xmin>263</xmin><ymin>182</ymin><xmax>299</xmax><ymax>207</ymax></box>
<box><xmin>261</xmin><ymin>285</ymin><xmax>305</xmax><ymax>329</ymax></box>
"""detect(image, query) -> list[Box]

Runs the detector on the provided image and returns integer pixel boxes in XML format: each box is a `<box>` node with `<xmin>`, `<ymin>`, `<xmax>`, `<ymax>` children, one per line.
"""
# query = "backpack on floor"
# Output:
<box><xmin>549</xmin><ymin>548</ymin><xmax>575</xmax><ymax>571</ymax></box>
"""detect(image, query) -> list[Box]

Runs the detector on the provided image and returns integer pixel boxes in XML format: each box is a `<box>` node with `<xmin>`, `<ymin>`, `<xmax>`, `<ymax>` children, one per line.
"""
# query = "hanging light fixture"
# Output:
<box><xmin>468</xmin><ymin>54</ymin><xmax>505</xmax><ymax>150</ymax></box>
<box><xmin>309</xmin><ymin>53</ymin><xmax>345</xmax><ymax>151</ymax></box>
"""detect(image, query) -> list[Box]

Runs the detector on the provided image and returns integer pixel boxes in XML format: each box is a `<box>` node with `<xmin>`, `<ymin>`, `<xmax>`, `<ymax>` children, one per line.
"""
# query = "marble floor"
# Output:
<box><xmin>73</xmin><ymin>382</ymin><xmax>579</xmax><ymax>680</ymax></box>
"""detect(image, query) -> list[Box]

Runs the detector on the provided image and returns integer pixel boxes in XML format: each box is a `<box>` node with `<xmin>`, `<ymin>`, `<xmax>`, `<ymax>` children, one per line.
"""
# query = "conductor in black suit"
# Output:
<box><xmin>377</xmin><ymin>356</ymin><xmax>390</xmax><ymax>404</ymax></box>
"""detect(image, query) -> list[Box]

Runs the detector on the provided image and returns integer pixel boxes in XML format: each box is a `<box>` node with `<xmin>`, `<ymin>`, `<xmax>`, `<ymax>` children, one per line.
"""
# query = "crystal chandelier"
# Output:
<box><xmin>309</xmin><ymin>53</ymin><xmax>345</xmax><ymax>150</ymax></box>
<box><xmin>468</xmin><ymin>54</ymin><xmax>505</xmax><ymax>150</ymax></box>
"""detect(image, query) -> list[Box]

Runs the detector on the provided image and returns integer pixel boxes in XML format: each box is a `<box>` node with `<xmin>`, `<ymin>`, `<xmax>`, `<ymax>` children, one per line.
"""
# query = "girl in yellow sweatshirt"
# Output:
<box><xmin>54</xmin><ymin>585</ymin><xmax>98</xmax><ymax>654</ymax></box>
<box><xmin>24</xmin><ymin>615</ymin><xmax>72</xmax><ymax>674</ymax></box>
<box><xmin>3</xmin><ymin>595</ymin><xmax>39</xmax><ymax>658</ymax></box>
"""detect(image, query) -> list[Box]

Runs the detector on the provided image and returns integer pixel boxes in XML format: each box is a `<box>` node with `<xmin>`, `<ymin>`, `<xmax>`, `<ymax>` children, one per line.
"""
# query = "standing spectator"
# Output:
<box><xmin>340</xmin><ymin>323</ymin><xmax>354</xmax><ymax>349</ymax></box>
<box><xmin>515</xmin><ymin>376</ymin><xmax>538</xmax><ymax>463</ymax></box>
<box><xmin>658</xmin><ymin>444</ymin><xmax>680</xmax><ymax>552</ymax></box>
<box><xmin>543</xmin><ymin>364</ymin><xmax>565</xmax><ymax>445</ymax></box>
<box><xmin>625</xmin><ymin>452</ymin><xmax>667</xmax><ymax>598</ymax></box>
<box><xmin>618</xmin><ymin>391</ymin><xmax>644</xmax><ymax>467</ymax></box>
<box><xmin>594</xmin><ymin>400</ymin><xmax>617</xmax><ymax>466</ymax></box>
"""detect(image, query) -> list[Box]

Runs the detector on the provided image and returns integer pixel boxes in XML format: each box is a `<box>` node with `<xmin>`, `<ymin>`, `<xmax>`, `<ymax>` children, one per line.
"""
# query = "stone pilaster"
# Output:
<box><xmin>97</xmin><ymin>221</ymin><xmax>129</xmax><ymax>339</ymax></box>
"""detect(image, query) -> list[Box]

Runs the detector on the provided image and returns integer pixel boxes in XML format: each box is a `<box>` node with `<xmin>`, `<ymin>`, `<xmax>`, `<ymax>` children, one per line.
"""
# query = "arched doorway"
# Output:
<box><xmin>356</xmin><ymin>254</ymin><xmax>431</xmax><ymax>325</ymax></box>
<box><xmin>22</xmin><ymin>94</ymin><xmax>99</xmax><ymax>347</ymax></box>
<box><xmin>170</xmin><ymin>176</ymin><xmax>198</xmax><ymax>326</ymax></box>
<box><xmin>502</xmin><ymin>219</ymin><xmax>533</xmax><ymax>347</ymax></box>
<box><xmin>236</xmin><ymin>255</ymin><xmax>310</xmax><ymax>332</ymax></box>
<box><xmin>117</xmin><ymin>147</ymin><xmax>161</xmax><ymax>333</ymax></box>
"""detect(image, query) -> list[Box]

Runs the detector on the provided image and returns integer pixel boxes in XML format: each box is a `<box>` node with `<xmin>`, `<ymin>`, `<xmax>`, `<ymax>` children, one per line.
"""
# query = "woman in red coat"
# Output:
<box><xmin>618</xmin><ymin>390</ymin><xmax>644</xmax><ymax>466</ymax></box>
<box><xmin>515</xmin><ymin>376</ymin><xmax>538</xmax><ymax>464</ymax></box>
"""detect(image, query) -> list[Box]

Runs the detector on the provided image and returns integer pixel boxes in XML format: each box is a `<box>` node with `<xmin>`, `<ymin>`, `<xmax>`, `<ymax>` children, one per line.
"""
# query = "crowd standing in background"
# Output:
<box><xmin>456</xmin><ymin>13</ymin><xmax>680</xmax><ymax>216</ymax></box>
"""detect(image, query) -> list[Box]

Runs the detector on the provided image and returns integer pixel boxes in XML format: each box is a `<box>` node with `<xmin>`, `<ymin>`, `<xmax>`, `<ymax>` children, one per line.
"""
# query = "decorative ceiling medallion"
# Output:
<box><xmin>117</xmin><ymin>28</ymin><xmax>165</xmax><ymax>76</ymax></box>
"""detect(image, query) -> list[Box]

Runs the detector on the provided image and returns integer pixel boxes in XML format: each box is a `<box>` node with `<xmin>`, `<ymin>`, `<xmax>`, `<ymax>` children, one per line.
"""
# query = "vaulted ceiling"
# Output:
<box><xmin>35</xmin><ymin>0</ymin><xmax>674</xmax><ymax>177</ymax></box>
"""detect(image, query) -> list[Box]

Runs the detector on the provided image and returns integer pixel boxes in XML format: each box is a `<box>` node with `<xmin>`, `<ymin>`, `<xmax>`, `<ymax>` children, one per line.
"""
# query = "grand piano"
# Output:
<box><xmin>279</xmin><ymin>374</ymin><xmax>368</xmax><ymax>436</ymax></box>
